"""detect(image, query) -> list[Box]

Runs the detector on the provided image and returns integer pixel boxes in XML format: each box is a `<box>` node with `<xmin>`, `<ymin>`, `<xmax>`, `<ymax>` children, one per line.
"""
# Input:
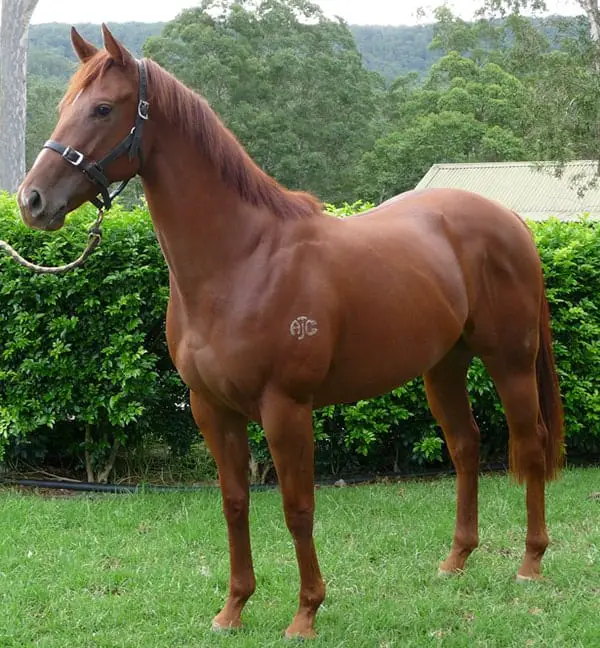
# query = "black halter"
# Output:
<box><xmin>43</xmin><ymin>59</ymin><xmax>149</xmax><ymax>211</ymax></box>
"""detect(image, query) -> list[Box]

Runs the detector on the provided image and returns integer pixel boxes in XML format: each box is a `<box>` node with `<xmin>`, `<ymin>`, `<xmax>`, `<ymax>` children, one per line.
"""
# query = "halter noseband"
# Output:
<box><xmin>43</xmin><ymin>59</ymin><xmax>149</xmax><ymax>211</ymax></box>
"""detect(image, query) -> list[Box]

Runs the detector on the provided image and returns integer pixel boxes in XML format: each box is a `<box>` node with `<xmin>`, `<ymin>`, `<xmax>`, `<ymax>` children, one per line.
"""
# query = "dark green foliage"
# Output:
<box><xmin>0</xmin><ymin>194</ymin><xmax>197</xmax><ymax>475</ymax></box>
<box><xmin>27</xmin><ymin>16</ymin><xmax>587</xmax><ymax>84</ymax></box>
<box><xmin>26</xmin><ymin>76</ymin><xmax>65</xmax><ymax>170</ymax></box>
<box><xmin>27</xmin><ymin>21</ymin><xmax>438</xmax><ymax>85</ymax></box>
<box><xmin>430</xmin><ymin>8</ymin><xmax>600</xmax><ymax>175</ymax></box>
<box><xmin>357</xmin><ymin>52</ymin><xmax>533</xmax><ymax>202</ymax></box>
<box><xmin>534</xmin><ymin>217</ymin><xmax>600</xmax><ymax>451</ymax></box>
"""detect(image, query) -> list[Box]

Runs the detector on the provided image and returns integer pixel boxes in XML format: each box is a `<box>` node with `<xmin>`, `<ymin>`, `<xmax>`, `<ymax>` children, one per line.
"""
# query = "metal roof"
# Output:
<box><xmin>416</xmin><ymin>160</ymin><xmax>600</xmax><ymax>220</ymax></box>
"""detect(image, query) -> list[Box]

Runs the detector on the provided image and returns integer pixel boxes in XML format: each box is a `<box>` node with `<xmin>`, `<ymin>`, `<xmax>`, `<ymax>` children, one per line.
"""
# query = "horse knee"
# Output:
<box><xmin>446</xmin><ymin>432</ymin><xmax>480</xmax><ymax>470</ymax></box>
<box><xmin>284</xmin><ymin>503</ymin><xmax>314</xmax><ymax>539</ymax></box>
<box><xmin>222</xmin><ymin>492</ymin><xmax>248</xmax><ymax>526</ymax></box>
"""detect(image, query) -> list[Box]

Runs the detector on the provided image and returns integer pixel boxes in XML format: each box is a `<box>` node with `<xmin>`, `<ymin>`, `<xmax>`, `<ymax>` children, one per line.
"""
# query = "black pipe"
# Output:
<box><xmin>1</xmin><ymin>457</ymin><xmax>594</xmax><ymax>495</ymax></box>
<box><xmin>1</xmin><ymin>478</ymin><xmax>231</xmax><ymax>493</ymax></box>
<box><xmin>0</xmin><ymin>463</ymin><xmax>509</xmax><ymax>494</ymax></box>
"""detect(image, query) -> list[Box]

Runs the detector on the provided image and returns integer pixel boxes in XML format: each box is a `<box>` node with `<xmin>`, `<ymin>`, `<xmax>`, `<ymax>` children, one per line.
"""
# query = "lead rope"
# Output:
<box><xmin>0</xmin><ymin>209</ymin><xmax>104</xmax><ymax>274</ymax></box>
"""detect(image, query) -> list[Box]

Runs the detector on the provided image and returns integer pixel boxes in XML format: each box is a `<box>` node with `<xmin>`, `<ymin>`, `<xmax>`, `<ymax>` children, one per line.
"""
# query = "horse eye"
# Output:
<box><xmin>94</xmin><ymin>104</ymin><xmax>112</xmax><ymax>117</ymax></box>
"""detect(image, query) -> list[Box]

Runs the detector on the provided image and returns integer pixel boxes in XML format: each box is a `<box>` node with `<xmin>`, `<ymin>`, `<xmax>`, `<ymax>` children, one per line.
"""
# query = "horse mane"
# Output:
<box><xmin>62</xmin><ymin>51</ymin><xmax>321</xmax><ymax>220</ymax></box>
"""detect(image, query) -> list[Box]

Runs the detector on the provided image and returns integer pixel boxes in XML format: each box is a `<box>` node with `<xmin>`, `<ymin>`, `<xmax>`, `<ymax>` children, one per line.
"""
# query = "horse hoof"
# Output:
<box><xmin>438</xmin><ymin>568</ymin><xmax>455</xmax><ymax>578</ymax></box>
<box><xmin>285</xmin><ymin>629</ymin><xmax>317</xmax><ymax>641</ymax></box>
<box><xmin>211</xmin><ymin>618</ymin><xmax>241</xmax><ymax>632</ymax></box>
<box><xmin>516</xmin><ymin>573</ymin><xmax>541</xmax><ymax>584</ymax></box>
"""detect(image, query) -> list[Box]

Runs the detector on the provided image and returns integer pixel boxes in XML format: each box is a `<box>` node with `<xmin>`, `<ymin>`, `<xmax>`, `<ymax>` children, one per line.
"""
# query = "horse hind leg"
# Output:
<box><xmin>424</xmin><ymin>344</ymin><xmax>481</xmax><ymax>575</ymax></box>
<box><xmin>484</xmin><ymin>358</ymin><xmax>550</xmax><ymax>580</ymax></box>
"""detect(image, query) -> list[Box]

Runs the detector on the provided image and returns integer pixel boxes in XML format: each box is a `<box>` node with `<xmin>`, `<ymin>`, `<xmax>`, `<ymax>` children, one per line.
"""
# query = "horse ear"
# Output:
<box><xmin>71</xmin><ymin>27</ymin><xmax>99</xmax><ymax>63</ymax></box>
<box><xmin>101</xmin><ymin>23</ymin><xmax>135</xmax><ymax>68</ymax></box>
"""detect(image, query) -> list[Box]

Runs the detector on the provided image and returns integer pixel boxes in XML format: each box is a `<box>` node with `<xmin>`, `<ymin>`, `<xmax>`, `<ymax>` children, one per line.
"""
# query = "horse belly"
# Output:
<box><xmin>314</xmin><ymin>284</ymin><xmax>465</xmax><ymax>407</ymax></box>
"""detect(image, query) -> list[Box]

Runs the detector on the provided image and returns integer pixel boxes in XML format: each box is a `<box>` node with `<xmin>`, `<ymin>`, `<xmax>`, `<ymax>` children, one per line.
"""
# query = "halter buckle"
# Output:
<box><xmin>62</xmin><ymin>146</ymin><xmax>84</xmax><ymax>167</ymax></box>
<box><xmin>138</xmin><ymin>100</ymin><xmax>149</xmax><ymax>120</ymax></box>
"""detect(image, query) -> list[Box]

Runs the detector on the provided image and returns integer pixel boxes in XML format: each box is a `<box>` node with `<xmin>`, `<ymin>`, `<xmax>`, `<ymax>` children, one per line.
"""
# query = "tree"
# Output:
<box><xmin>429</xmin><ymin>1</ymin><xmax>600</xmax><ymax>189</ymax></box>
<box><xmin>357</xmin><ymin>53</ymin><xmax>532</xmax><ymax>202</ymax></box>
<box><xmin>576</xmin><ymin>1</ymin><xmax>600</xmax><ymax>70</ymax></box>
<box><xmin>0</xmin><ymin>0</ymin><xmax>39</xmax><ymax>192</ymax></box>
<box><xmin>144</xmin><ymin>0</ymin><xmax>384</xmax><ymax>203</ymax></box>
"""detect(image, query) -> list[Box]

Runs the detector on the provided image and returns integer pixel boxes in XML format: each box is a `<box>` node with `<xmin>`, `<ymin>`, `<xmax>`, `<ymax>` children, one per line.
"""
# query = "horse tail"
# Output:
<box><xmin>535</xmin><ymin>289</ymin><xmax>565</xmax><ymax>481</ymax></box>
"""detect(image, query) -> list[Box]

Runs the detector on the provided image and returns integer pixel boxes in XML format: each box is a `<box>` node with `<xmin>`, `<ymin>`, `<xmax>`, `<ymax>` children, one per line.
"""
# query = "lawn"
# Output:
<box><xmin>1</xmin><ymin>468</ymin><xmax>598</xmax><ymax>647</ymax></box>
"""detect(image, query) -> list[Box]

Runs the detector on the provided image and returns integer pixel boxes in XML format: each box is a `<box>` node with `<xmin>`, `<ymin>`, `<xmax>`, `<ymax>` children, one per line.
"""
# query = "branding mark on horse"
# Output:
<box><xmin>290</xmin><ymin>316</ymin><xmax>318</xmax><ymax>340</ymax></box>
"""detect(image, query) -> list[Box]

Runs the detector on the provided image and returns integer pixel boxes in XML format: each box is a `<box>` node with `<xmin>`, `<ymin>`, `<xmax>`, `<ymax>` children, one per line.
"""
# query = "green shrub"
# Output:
<box><xmin>1</xmin><ymin>194</ymin><xmax>598</xmax><ymax>481</ymax></box>
<box><xmin>0</xmin><ymin>194</ymin><xmax>197</xmax><ymax>480</ymax></box>
<box><xmin>535</xmin><ymin>216</ymin><xmax>600</xmax><ymax>451</ymax></box>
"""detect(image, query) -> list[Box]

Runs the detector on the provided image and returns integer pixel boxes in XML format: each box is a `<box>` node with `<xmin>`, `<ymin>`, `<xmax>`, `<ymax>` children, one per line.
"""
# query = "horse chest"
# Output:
<box><xmin>167</xmin><ymin>322</ymin><xmax>267</xmax><ymax>415</ymax></box>
<box><xmin>173</xmin><ymin>337</ymin><xmax>215</xmax><ymax>389</ymax></box>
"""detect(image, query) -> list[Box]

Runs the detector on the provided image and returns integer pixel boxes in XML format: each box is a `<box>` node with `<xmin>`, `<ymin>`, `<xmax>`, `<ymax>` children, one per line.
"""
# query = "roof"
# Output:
<box><xmin>415</xmin><ymin>160</ymin><xmax>600</xmax><ymax>220</ymax></box>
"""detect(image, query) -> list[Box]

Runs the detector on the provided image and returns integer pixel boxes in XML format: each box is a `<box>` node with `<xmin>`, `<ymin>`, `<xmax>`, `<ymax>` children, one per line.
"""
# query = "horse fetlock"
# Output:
<box><xmin>455</xmin><ymin>532</ymin><xmax>479</xmax><ymax>554</ymax></box>
<box><xmin>300</xmin><ymin>581</ymin><xmax>326</xmax><ymax>610</ymax></box>
<box><xmin>230</xmin><ymin>576</ymin><xmax>256</xmax><ymax>602</ymax></box>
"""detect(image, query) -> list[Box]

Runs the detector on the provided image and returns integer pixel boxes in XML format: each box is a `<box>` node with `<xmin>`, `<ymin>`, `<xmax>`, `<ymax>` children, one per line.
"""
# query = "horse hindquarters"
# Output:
<box><xmin>432</xmin><ymin>203</ymin><xmax>564</xmax><ymax>579</ymax></box>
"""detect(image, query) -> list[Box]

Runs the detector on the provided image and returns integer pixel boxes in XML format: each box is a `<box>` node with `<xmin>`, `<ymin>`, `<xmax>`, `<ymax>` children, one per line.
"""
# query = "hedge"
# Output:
<box><xmin>0</xmin><ymin>194</ymin><xmax>598</xmax><ymax>480</ymax></box>
<box><xmin>0</xmin><ymin>194</ymin><xmax>194</xmax><ymax>481</ymax></box>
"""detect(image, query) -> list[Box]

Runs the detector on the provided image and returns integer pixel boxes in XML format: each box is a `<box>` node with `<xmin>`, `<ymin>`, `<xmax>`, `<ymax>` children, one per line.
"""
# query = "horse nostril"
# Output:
<box><xmin>27</xmin><ymin>189</ymin><xmax>43</xmax><ymax>217</ymax></box>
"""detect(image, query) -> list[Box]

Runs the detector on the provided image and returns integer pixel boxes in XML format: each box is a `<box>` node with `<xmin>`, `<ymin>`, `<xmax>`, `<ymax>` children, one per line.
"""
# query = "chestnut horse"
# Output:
<box><xmin>18</xmin><ymin>25</ymin><xmax>564</xmax><ymax>639</ymax></box>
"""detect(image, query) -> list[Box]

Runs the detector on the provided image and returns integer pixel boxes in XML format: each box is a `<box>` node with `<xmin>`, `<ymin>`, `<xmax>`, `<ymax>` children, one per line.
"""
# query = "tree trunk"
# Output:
<box><xmin>84</xmin><ymin>424</ymin><xmax>121</xmax><ymax>483</ymax></box>
<box><xmin>249</xmin><ymin>453</ymin><xmax>273</xmax><ymax>485</ymax></box>
<box><xmin>84</xmin><ymin>424</ymin><xmax>95</xmax><ymax>483</ymax></box>
<box><xmin>96</xmin><ymin>438</ymin><xmax>121</xmax><ymax>484</ymax></box>
<box><xmin>0</xmin><ymin>0</ymin><xmax>39</xmax><ymax>193</ymax></box>
<box><xmin>577</xmin><ymin>0</ymin><xmax>600</xmax><ymax>70</ymax></box>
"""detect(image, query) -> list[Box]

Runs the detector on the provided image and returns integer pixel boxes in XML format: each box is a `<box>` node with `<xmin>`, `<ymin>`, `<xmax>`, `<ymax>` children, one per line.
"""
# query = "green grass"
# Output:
<box><xmin>1</xmin><ymin>468</ymin><xmax>598</xmax><ymax>647</ymax></box>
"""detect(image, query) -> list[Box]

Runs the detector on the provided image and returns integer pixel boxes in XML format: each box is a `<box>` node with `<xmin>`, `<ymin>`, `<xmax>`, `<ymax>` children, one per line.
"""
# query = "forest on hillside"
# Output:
<box><xmin>24</xmin><ymin>2</ymin><xmax>596</xmax><ymax>206</ymax></box>
<box><xmin>28</xmin><ymin>21</ymin><xmax>443</xmax><ymax>82</ymax></box>
<box><xmin>29</xmin><ymin>15</ymin><xmax>580</xmax><ymax>82</ymax></box>
<box><xmin>28</xmin><ymin>21</ymin><xmax>441</xmax><ymax>81</ymax></box>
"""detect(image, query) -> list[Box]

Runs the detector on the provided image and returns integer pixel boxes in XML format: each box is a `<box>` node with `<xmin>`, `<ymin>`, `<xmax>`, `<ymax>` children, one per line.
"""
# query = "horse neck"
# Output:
<box><xmin>140</xmin><ymin>122</ymin><xmax>275</xmax><ymax>291</ymax></box>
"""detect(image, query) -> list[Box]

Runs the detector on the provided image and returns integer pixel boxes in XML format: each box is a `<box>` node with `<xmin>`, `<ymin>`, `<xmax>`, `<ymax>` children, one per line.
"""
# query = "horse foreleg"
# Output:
<box><xmin>262</xmin><ymin>391</ymin><xmax>325</xmax><ymax>639</ymax></box>
<box><xmin>190</xmin><ymin>392</ymin><xmax>255</xmax><ymax>630</ymax></box>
